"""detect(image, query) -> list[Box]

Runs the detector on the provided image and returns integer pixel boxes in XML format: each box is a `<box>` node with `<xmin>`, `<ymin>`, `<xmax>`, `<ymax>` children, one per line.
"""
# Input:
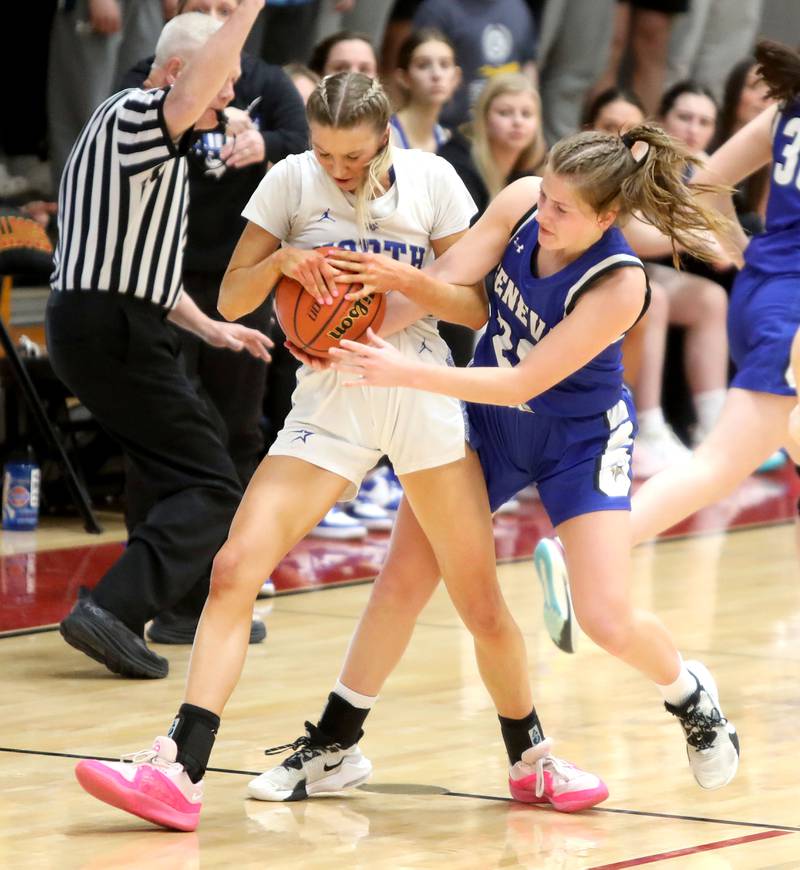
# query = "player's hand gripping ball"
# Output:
<box><xmin>273</xmin><ymin>249</ymin><xmax>385</xmax><ymax>358</ymax></box>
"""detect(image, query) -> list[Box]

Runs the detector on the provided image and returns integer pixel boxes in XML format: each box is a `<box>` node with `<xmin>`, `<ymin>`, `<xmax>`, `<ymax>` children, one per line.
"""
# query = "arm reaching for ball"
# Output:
<box><xmin>219</xmin><ymin>222</ymin><xmax>343</xmax><ymax>320</ymax></box>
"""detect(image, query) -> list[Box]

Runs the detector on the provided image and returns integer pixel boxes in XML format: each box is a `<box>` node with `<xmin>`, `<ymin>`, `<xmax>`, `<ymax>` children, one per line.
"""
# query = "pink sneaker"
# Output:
<box><xmin>508</xmin><ymin>739</ymin><xmax>608</xmax><ymax>813</ymax></box>
<box><xmin>75</xmin><ymin>736</ymin><xmax>202</xmax><ymax>831</ymax></box>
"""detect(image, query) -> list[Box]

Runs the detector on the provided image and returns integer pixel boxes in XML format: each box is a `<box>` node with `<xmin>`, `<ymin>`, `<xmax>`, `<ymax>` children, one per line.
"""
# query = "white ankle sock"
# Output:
<box><xmin>656</xmin><ymin>657</ymin><xmax>697</xmax><ymax>706</ymax></box>
<box><xmin>334</xmin><ymin>679</ymin><xmax>377</xmax><ymax>710</ymax></box>
<box><xmin>638</xmin><ymin>407</ymin><xmax>667</xmax><ymax>436</ymax></box>
<box><xmin>693</xmin><ymin>389</ymin><xmax>726</xmax><ymax>440</ymax></box>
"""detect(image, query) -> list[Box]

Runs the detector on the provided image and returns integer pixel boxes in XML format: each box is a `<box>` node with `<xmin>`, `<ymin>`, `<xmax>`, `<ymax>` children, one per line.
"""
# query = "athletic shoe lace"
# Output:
<box><xmin>119</xmin><ymin>748</ymin><xmax>176</xmax><ymax>769</ymax></box>
<box><xmin>263</xmin><ymin>722</ymin><xmax>342</xmax><ymax>770</ymax></box>
<box><xmin>534</xmin><ymin>753</ymin><xmax>579</xmax><ymax>798</ymax></box>
<box><xmin>666</xmin><ymin>688</ymin><xmax>727</xmax><ymax>751</ymax></box>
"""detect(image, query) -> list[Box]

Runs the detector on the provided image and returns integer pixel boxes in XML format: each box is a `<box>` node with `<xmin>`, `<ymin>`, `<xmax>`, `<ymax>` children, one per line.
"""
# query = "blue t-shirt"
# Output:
<box><xmin>472</xmin><ymin>207</ymin><xmax>647</xmax><ymax>417</ymax></box>
<box><xmin>413</xmin><ymin>0</ymin><xmax>536</xmax><ymax>128</ymax></box>
<box><xmin>744</xmin><ymin>100</ymin><xmax>800</xmax><ymax>276</ymax></box>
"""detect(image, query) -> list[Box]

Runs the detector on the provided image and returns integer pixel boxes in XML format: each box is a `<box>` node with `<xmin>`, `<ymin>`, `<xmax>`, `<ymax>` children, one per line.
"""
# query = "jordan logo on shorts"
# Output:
<box><xmin>417</xmin><ymin>339</ymin><xmax>432</xmax><ymax>355</ymax></box>
<box><xmin>291</xmin><ymin>429</ymin><xmax>315</xmax><ymax>443</ymax></box>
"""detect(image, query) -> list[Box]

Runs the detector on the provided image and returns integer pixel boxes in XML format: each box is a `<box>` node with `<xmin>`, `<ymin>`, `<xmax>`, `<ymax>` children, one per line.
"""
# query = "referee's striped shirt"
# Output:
<box><xmin>51</xmin><ymin>88</ymin><xmax>191</xmax><ymax>310</ymax></box>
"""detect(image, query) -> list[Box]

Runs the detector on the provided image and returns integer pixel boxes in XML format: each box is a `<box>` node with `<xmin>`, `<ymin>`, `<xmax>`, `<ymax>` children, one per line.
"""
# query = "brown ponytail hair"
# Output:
<box><xmin>306</xmin><ymin>72</ymin><xmax>393</xmax><ymax>242</ymax></box>
<box><xmin>754</xmin><ymin>39</ymin><xmax>800</xmax><ymax>104</ymax></box>
<box><xmin>547</xmin><ymin>125</ymin><xmax>730</xmax><ymax>266</ymax></box>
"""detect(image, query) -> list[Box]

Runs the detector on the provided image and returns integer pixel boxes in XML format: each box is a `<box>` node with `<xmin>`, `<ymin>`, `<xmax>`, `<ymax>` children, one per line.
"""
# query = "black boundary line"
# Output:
<box><xmin>2</xmin><ymin>514</ymin><xmax>794</xmax><ymax>640</ymax></box>
<box><xmin>2</xmin><ymin>745</ymin><xmax>799</xmax><ymax>836</ymax></box>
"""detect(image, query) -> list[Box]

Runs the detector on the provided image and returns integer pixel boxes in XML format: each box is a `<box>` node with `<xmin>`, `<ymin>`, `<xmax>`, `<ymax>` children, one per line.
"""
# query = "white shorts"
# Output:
<box><xmin>268</xmin><ymin>322</ymin><xmax>466</xmax><ymax>499</ymax></box>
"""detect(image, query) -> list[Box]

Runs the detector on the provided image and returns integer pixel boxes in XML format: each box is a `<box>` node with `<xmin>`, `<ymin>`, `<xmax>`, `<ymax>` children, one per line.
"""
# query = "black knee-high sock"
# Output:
<box><xmin>169</xmin><ymin>703</ymin><xmax>220</xmax><ymax>783</ymax></box>
<box><xmin>316</xmin><ymin>692</ymin><xmax>370</xmax><ymax>748</ymax></box>
<box><xmin>498</xmin><ymin>707</ymin><xmax>544</xmax><ymax>765</ymax></box>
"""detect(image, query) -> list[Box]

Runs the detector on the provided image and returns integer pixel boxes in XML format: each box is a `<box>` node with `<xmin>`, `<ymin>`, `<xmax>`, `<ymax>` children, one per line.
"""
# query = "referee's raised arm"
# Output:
<box><xmin>163</xmin><ymin>0</ymin><xmax>265</xmax><ymax>139</ymax></box>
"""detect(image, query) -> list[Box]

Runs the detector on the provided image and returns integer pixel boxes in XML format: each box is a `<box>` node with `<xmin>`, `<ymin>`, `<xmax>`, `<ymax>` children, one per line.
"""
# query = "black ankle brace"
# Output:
<box><xmin>499</xmin><ymin>707</ymin><xmax>545</xmax><ymax>765</ymax></box>
<box><xmin>317</xmin><ymin>692</ymin><xmax>369</xmax><ymax>749</ymax></box>
<box><xmin>169</xmin><ymin>703</ymin><xmax>220</xmax><ymax>783</ymax></box>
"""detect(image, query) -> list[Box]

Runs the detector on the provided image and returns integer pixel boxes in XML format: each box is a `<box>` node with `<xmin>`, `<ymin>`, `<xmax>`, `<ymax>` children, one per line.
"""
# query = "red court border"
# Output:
<box><xmin>588</xmin><ymin>829</ymin><xmax>792</xmax><ymax>869</ymax></box>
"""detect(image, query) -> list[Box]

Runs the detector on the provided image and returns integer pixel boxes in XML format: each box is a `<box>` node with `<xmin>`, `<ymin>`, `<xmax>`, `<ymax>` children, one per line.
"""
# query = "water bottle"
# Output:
<box><xmin>2</xmin><ymin>448</ymin><xmax>41</xmax><ymax>531</ymax></box>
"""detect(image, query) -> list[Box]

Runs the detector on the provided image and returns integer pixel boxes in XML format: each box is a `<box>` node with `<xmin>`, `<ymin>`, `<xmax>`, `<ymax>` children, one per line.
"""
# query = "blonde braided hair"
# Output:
<box><xmin>307</xmin><ymin>72</ymin><xmax>393</xmax><ymax>243</ymax></box>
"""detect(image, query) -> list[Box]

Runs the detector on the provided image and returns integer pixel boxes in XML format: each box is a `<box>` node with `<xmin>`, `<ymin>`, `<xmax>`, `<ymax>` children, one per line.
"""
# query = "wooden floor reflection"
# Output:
<box><xmin>2</xmin><ymin>522</ymin><xmax>800</xmax><ymax>868</ymax></box>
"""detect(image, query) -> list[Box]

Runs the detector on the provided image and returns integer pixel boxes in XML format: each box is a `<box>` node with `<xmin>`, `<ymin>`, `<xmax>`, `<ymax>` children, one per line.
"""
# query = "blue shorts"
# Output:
<box><xmin>466</xmin><ymin>390</ymin><xmax>637</xmax><ymax>527</ymax></box>
<box><xmin>729</xmin><ymin>268</ymin><xmax>800</xmax><ymax>396</ymax></box>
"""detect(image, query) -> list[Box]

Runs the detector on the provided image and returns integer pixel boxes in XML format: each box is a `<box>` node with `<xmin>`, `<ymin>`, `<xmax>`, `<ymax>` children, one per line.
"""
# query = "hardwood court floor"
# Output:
<box><xmin>2</xmin><ymin>519</ymin><xmax>800</xmax><ymax>868</ymax></box>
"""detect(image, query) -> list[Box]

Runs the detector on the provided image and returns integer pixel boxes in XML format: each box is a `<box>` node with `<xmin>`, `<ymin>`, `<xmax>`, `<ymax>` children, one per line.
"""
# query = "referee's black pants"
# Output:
<box><xmin>46</xmin><ymin>292</ymin><xmax>243</xmax><ymax>636</ymax></box>
<box><xmin>179</xmin><ymin>269</ymin><xmax>271</xmax><ymax>487</ymax></box>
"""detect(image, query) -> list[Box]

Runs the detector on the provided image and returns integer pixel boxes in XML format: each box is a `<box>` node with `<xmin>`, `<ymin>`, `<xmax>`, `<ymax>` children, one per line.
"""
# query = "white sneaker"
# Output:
<box><xmin>344</xmin><ymin>496</ymin><xmax>393</xmax><ymax>531</ymax></box>
<box><xmin>74</xmin><ymin>736</ymin><xmax>203</xmax><ymax>831</ymax></box>
<box><xmin>533</xmin><ymin>537</ymin><xmax>576</xmax><ymax>653</ymax></box>
<box><xmin>308</xmin><ymin>507</ymin><xmax>368</xmax><ymax>540</ymax></box>
<box><xmin>248</xmin><ymin>723</ymin><xmax>372</xmax><ymax>801</ymax></box>
<box><xmin>755</xmin><ymin>449</ymin><xmax>787</xmax><ymax>474</ymax></box>
<box><xmin>665</xmin><ymin>660</ymin><xmax>740</xmax><ymax>789</ymax></box>
<box><xmin>257</xmin><ymin>578</ymin><xmax>276</xmax><ymax>598</ymax></box>
<box><xmin>517</xmin><ymin>484</ymin><xmax>540</xmax><ymax>501</ymax></box>
<box><xmin>494</xmin><ymin>497</ymin><xmax>521</xmax><ymax>514</ymax></box>
<box><xmin>634</xmin><ymin>425</ymin><xmax>691</xmax><ymax>479</ymax></box>
<box><xmin>359</xmin><ymin>466</ymin><xmax>403</xmax><ymax>513</ymax></box>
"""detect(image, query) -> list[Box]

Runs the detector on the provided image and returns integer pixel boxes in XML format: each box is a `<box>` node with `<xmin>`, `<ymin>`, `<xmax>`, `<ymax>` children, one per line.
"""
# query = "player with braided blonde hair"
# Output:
<box><xmin>73</xmin><ymin>71</ymin><xmax>606</xmax><ymax>832</ymax></box>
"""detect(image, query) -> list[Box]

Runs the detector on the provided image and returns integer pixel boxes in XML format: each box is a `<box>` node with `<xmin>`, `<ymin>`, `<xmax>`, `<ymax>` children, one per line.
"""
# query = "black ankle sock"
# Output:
<box><xmin>169</xmin><ymin>703</ymin><xmax>220</xmax><ymax>783</ymax></box>
<box><xmin>317</xmin><ymin>692</ymin><xmax>370</xmax><ymax>748</ymax></box>
<box><xmin>499</xmin><ymin>707</ymin><xmax>544</xmax><ymax>765</ymax></box>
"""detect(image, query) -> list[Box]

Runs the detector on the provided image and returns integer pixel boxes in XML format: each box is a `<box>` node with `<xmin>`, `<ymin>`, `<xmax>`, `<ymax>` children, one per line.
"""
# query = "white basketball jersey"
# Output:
<box><xmin>242</xmin><ymin>147</ymin><xmax>476</xmax><ymax>273</ymax></box>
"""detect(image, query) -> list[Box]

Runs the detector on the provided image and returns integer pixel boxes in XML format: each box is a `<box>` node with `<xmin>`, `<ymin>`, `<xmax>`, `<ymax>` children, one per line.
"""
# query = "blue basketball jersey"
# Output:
<box><xmin>471</xmin><ymin>207</ymin><xmax>646</xmax><ymax>417</ymax></box>
<box><xmin>744</xmin><ymin>100</ymin><xmax>800</xmax><ymax>275</ymax></box>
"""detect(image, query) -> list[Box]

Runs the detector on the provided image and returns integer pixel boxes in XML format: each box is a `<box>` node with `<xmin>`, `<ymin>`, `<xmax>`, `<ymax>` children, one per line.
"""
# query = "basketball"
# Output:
<box><xmin>273</xmin><ymin>263</ymin><xmax>386</xmax><ymax>359</ymax></box>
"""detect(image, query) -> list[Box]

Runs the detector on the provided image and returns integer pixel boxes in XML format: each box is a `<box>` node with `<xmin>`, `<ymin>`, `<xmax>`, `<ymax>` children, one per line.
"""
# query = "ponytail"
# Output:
<box><xmin>755</xmin><ymin>39</ymin><xmax>800</xmax><ymax>104</ymax></box>
<box><xmin>548</xmin><ymin>125</ymin><xmax>731</xmax><ymax>266</ymax></box>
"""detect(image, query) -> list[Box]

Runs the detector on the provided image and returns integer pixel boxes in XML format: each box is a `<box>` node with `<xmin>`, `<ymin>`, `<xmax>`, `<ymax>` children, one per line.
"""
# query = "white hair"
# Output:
<box><xmin>153</xmin><ymin>11</ymin><xmax>222</xmax><ymax>68</ymax></box>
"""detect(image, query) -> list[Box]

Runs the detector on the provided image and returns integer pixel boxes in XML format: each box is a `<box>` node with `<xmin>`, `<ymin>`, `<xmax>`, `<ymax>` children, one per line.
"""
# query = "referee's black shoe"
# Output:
<box><xmin>147</xmin><ymin>613</ymin><xmax>267</xmax><ymax>645</ymax></box>
<box><xmin>60</xmin><ymin>589</ymin><xmax>169</xmax><ymax>679</ymax></box>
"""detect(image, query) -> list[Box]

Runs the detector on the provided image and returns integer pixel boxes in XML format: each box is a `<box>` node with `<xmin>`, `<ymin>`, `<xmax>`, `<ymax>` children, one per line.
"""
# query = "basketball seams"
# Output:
<box><xmin>275</xmin><ymin>275</ymin><xmax>385</xmax><ymax>358</ymax></box>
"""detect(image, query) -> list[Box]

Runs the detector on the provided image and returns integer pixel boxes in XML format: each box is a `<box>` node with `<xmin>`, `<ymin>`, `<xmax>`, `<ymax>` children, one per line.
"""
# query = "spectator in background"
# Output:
<box><xmin>585</xmin><ymin>86</ymin><xmax>647</xmax><ymax>136</ymax></box>
<box><xmin>389</xmin><ymin>28</ymin><xmax>460</xmax><ymax>151</ymax></box>
<box><xmin>535</xmin><ymin>0</ymin><xmax>616</xmax><ymax>144</ymax></box>
<box><xmin>258</xmin><ymin>0</ymin><xmax>319</xmax><ymax>67</ymax></box>
<box><xmin>657</xmin><ymin>78</ymin><xmax>785</xmax><ymax>472</ymax></box>
<box><xmin>413</xmin><ymin>0</ymin><xmax>537</xmax><ymax>128</ymax></box>
<box><xmin>379</xmin><ymin>0</ymin><xmax>423</xmax><ymax>89</ymax></box>
<box><xmin>308</xmin><ymin>29</ymin><xmax>378</xmax><ymax>77</ymax></box>
<box><xmin>438</xmin><ymin>73</ymin><xmax>546</xmax><ymax>366</ymax></box>
<box><xmin>716</xmin><ymin>57</ymin><xmax>775</xmax><ymax>233</ymax></box>
<box><xmin>592</xmin><ymin>0</ymin><xmax>688</xmax><ymax>117</ymax></box>
<box><xmin>313</xmin><ymin>0</ymin><xmax>395</xmax><ymax>55</ymax></box>
<box><xmin>1</xmin><ymin>1</ymin><xmax>58</xmax><ymax>199</ymax></box>
<box><xmin>439</xmin><ymin>73</ymin><xmax>546</xmax><ymax>218</ymax></box>
<box><xmin>48</xmin><ymin>0</ymin><xmax>175</xmax><ymax>190</ymax></box>
<box><xmin>284</xmin><ymin>63</ymin><xmax>320</xmax><ymax>105</ymax></box>
<box><xmin>653</xmin><ymin>81</ymin><xmax>732</xmax><ymax>452</ymax></box>
<box><xmin>666</xmin><ymin>0</ymin><xmax>764</xmax><ymax>102</ymax></box>
<box><xmin>659</xmin><ymin>79</ymin><xmax>718</xmax><ymax>161</ymax></box>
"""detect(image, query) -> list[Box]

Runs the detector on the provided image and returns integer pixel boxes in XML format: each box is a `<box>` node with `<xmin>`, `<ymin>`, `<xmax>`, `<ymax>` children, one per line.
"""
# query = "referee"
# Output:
<box><xmin>48</xmin><ymin>2</ymin><xmax>270</xmax><ymax>679</ymax></box>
